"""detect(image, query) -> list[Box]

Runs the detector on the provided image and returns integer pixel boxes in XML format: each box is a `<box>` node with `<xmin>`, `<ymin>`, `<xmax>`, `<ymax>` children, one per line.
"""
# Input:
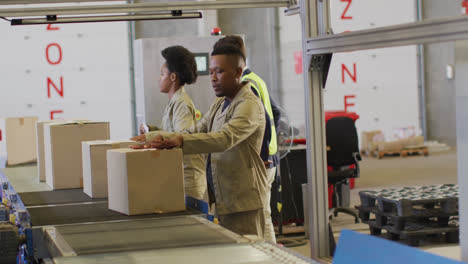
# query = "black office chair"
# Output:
<box><xmin>326</xmin><ymin>116</ymin><xmax>361</xmax><ymax>223</ymax></box>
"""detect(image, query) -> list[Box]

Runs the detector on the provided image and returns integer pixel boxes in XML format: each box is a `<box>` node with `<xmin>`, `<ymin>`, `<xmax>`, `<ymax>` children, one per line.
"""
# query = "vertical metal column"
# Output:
<box><xmin>455</xmin><ymin>40</ymin><xmax>468</xmax><ymax>262</ymax></box>
<box><xmin>299</xmin><ymin>0</ymin><xmax>330</xmax><ymax>259</ymax></box>
<box><xmin>416</xmin><ymin>0</ymin><xmax>427</xmax><ymax>140</ymax></box>
<box><xmin>128</xmin><ymin>0</ymin><xmax>138</xmax><ymax>136</ymax></box>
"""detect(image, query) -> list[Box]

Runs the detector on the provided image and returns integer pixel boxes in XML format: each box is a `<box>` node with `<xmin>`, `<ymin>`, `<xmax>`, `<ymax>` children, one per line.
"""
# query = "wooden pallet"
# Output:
<box><xmin>376</xmin><ymin>145</ymin><xmax>429</xmax><ymax>159</ymax></box>
<box><xmin>360</xmin><ymin>150</ymin><xmax>375</xmax><ymax>157</ymax></box>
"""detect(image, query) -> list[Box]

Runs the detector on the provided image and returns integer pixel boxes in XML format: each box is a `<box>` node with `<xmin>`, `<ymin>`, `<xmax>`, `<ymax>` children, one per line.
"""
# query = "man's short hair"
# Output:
<box><xmin>213</xmin><ymin>35</ymin><xmax>246</xmax><ymax>59</ymax></box>
<box><xmin>211</xmin><ymin>44</ymin><xmax>246</xmax><ymax>66</ymax></box>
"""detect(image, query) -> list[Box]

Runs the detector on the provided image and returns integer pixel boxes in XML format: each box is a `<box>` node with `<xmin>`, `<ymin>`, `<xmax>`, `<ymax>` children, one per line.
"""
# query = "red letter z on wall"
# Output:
<box><xmin>341</xmin><ymin>0</ymin><xmax>353</xmax><ymax>20</ymax></box>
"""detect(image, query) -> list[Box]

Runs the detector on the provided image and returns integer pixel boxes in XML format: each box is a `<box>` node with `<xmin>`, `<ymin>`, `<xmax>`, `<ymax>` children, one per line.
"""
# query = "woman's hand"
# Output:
<box><xmin>139</xmin><ymin>124</ymin><xmax>148</xmax><ymax>135</ymax></box>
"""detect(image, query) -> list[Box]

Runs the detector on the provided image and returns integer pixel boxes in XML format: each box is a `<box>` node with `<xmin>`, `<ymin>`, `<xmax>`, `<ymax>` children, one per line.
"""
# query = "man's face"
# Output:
<box><xmin>209</xmin><ymin>55</ymin><xmax>241</xmax><ymax>98</ymax></box>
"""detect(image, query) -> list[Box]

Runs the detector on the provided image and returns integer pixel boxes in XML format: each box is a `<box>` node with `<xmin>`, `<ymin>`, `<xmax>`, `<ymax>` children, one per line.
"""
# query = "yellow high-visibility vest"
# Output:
<box><xmin>242</xmin><ymin>70</ymin><xmax>278</xmax><ymax>156</ymax></box>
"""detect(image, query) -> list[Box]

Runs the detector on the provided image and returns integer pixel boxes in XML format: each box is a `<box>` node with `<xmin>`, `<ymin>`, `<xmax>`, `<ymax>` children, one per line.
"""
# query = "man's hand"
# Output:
<box><xmin>148</xmin><ymin>135</ymin><xmax>183</xmax><ymax>149</ymax></box>
<box><xmin>130</xmin><ymin>134</ymin><xmax>146</xmax><ymax>142</ymax></box>
<box><xmin>130</xmin><ymin>134</ymin><xmax>147</xmax><ymax>149</ymax></box>
<box><xmin>263</xmin><ymin>160</ymin><xmax>273</xmax><ymax>169</ymax></box>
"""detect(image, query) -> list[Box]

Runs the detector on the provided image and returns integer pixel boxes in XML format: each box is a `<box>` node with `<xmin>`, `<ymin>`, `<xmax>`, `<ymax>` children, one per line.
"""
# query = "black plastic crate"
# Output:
<box><xmin>359</xmin><ymin>184</ymin><xmax>458</xmax><ymax>217</ymax></box>
<box><xmin>357</xmin><ymin>205</ymin><xmax>457</xmax><ymax>232</ymax></box>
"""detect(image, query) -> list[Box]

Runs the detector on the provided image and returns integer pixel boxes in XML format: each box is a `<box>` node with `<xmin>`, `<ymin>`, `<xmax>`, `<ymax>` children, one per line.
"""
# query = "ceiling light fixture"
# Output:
<box><xmin>10</xmin><ymin>10</ymin><xmax>201</xmax><ymax>25</ymax></box>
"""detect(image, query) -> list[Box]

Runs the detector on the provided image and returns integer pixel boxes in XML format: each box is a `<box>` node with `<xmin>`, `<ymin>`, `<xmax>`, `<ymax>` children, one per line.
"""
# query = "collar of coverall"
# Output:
<box><xmin>168</xmin><ymin>86</ymin><xmax>185</xmax><ymax>105</ymax></box>
<box><xmin>242</xmin><ymin>67</ymin><xmax>252</xmax><ymax>77</ymax></box>
<box><xmin>226</xmin><ymin>81</ymin><xmax>250</xmax><ymax>104</ymax></box>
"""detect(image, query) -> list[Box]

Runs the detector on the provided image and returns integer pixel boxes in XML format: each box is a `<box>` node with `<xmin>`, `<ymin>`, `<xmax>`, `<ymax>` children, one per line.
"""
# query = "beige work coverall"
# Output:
<box><xmin>147</xmin><ymin>83</ymin><xmax>268</xmax><ymax>237</ymax></box>
<box><xmin>148</xmin><ymin>87</ymin><xmax>207</xmax><ymax>200</ymax></box>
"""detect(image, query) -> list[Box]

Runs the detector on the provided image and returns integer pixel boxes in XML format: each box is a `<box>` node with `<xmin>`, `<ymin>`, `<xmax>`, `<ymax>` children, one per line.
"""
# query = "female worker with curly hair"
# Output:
<box><xmin>140</xmin><ymin>45</ymin><xmax>206</xmax><ymax>200</ymax></box>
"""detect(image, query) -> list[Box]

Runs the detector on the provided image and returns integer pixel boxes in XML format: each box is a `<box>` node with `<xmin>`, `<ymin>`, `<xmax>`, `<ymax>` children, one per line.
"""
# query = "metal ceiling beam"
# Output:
<box><xmin>11</xmin><ymin>11</ymin><xmax>202</xmax><ymax>25</ymax></box>
<box><xmin>306</xmin><ymin>14</ymin><xmax>468</xmax><ymax>55</ymax></box>
<box><xmin>0</xmin><ymin>0</ymin><xmax>121</xmax><ymax>4</ymax></box>
<box><xmin>0</xmin><ymin>0</ymin><xmax>290</xmax><ymax>17</ymax></box>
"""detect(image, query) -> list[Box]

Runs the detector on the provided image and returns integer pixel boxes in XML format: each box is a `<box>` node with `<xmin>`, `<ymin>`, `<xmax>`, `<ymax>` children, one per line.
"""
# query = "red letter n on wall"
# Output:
<box><xmin>342</xmin><ymin>63</ymin><xmax>357</xmax><ymax>84</ymax></box>
<box><xmin>47</xmin><ymin>77</ymin><xmax>64</xmax><ymax>98</ymax></box>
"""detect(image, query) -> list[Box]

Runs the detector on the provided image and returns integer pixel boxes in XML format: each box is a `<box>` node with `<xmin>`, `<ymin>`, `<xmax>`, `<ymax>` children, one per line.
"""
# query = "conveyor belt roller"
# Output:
<box><xmin>45</xmin><ymin>216</ymin><xmax>248</xmax><ymax>257</ymax></box>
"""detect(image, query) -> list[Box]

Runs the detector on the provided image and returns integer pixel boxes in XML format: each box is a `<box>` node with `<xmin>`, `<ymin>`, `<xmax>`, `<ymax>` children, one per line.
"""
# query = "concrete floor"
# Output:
<box><xmin>286</xmin><ymin>149</ymin><xmax>461</xmax><ymax>262</ymax></box>
<box><xmin>2</xmin><ymin>163</ymin><xmax>50</xmax><ymax>193</ymax></box>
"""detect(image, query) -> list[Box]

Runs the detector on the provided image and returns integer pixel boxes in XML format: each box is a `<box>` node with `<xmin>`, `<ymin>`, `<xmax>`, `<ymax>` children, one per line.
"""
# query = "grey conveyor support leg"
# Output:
<box><xmin>455</xmin><ymin>40</ymin><xmax>468</xmax><ymax>262</ymax></box>
<box><xmin>299</xmin><ymin>0</ymin><xmax>331</xmax><ymax>259</ymax></box>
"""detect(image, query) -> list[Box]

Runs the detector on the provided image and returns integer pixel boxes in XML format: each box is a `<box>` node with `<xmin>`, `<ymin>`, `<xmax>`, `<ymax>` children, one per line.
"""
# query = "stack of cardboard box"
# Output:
<box><xmin>360</xmin><ymin>130</ymin><xmax>384</xmax><ymax>155</ymax></box>
<box><xmin>33</xmin><ymin>120</ymin><xmax>186</xmax><ymax>216</ymax></box>
<box><xmin>361</xmin><ymin>130</ymin><xmax>425</xmax><ymax>155</ymax></box>
<box><xmin>377</xmin><ymin>136</ymin><xmax>424</xmax><ymax>153</ymax></box>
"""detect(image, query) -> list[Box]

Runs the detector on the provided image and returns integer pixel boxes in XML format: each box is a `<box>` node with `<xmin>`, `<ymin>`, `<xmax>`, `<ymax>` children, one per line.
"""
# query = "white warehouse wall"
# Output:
<box><xmin>279</xmin><ymin>0</ymin><xmax>420</xmax><ymax>141</ymax></box>
<box><xmin>0</xmin><ymin>2</ymin><xmax>133</xmax><ymax>140</ymax></box>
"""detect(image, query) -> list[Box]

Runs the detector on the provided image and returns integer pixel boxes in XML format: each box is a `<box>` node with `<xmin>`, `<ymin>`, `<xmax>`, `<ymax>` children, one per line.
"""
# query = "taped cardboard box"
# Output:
<box><xmin>36</xmin><ymin>120</ymin><xmax>90</xmax><ymax>182</ymax></box>
<box><xmin>378</xmin><ymin>136</ymin><xmax>424</xmax><ymax>152</ymax></box>
<box><xmin>107</xmin><ymin>148</ymin><xmax>185</xmax><ymax>215</ymax></box>
<box><xmin>0</xmin><ymin>117</ymin><xmax>38</xmax><ymax>166</ymax></box>
<box><xmin>44</xmin><ymin>121</ymin><xmax>110</xmax><ymax>190</ymax></box>
<box><xmin>361</xmin><ymin>130</ymin><xmax>383</xmax><ymax>153</ymax></box>
<box><xmin>82</xmin><ymin>140</ymin><xmax>136</xmax><ymax>198</ymax></box>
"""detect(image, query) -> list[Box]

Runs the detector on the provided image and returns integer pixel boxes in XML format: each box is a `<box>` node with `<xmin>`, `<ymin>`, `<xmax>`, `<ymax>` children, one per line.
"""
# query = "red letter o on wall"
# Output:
<box><xmin>46</xmin><ymin>43</ymin><xmax>63</xmax><ymax>65</ymax></box>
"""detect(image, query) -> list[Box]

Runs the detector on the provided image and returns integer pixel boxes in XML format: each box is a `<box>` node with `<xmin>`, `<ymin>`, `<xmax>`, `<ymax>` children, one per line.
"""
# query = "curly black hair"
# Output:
<box><xmin>161</xmin><ymin>45</ymin><xmax>198</xmax><ymax>86</ymax></box>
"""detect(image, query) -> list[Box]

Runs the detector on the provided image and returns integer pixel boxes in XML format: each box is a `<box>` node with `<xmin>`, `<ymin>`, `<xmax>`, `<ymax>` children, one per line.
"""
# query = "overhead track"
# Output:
<box><xmin>0</xmin><ymin>0</ymin><xmax>291</xmax><ymax>17</ymax></box>
<box><xmin>0</xmin><ymin>0</ymin><xmax>122</xmax><ymax>4</ymax></box>
<box><xmin>10</xmin><ymin>11</ymin><xmax>202</xmax><ymax>25</ymax></box>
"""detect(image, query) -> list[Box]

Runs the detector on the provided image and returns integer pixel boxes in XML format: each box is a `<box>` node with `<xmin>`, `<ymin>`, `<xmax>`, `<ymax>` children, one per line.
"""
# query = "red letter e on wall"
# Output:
<box><xmin>344</xmin><ymin>95</ymin><xmax>356</xmax><ymax>112</ymax></box>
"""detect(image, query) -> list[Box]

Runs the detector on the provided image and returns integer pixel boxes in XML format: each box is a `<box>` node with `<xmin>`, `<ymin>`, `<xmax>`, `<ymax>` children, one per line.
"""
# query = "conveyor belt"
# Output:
<box><xmin>46</xmin><ymin>216</ymin><xmax>247</xmax><ymax>256</ymax></box>
<box><xmin>28</xmin><ymin>202</ymin><xmax>200</xmax><ymax>226</ymax></box>
<box><xmin>19</xmin><ymin>189</ymin><xmax>106</xmax><ymax>206</ymax></box>
<box><xmin>52</xmin><ymin>242</ymin><xmax>319</xmax><ymax>264</ymax></box>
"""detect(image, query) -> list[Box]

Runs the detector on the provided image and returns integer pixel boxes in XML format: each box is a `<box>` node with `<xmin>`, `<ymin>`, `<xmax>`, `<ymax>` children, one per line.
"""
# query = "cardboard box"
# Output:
<box><xmin>36</xmin><ymin>121</ymin><xmax>55</xmax><ymax>182</ymax></box>
<box><xmin>107</xmin><ymin>148</ymin><xmax>185</xmax><ymax>215</ymax></box>
<box><xmin>378</xmin><ymin>136</ymin><xmax>425</xmax><ymax>152</ymax></box>
<box><xmin>44</xmin><ymin>121</ymin><xmax>110</xmax><ymax>190</ymax></box>
<box><xmin>378</xmin><ymin>140</ymin><xmax>404</xmax><ymax>152</ymax></box>
<box><xmin>361</xmin><ymin>130</ymin><xmax>383</xmax><ymax>153</ymax></box>
<box><xmin>36</xmin><ymin>120</ymin><xmax>90</xmax><ymax>182</ymax></box>
<box><xmin>82</xmin><ymin>140</ymin><xmax>136</xmax><ymax>198</ymax></box>
<box><xmin>0</xmin><ymin>117</ymin><xmax>38</xmax><ymax>166</ymax></box>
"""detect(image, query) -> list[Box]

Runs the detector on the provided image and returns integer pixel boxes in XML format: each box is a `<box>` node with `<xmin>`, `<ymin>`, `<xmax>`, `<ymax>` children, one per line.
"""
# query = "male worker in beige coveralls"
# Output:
<box><xmin>133</xmin><ymin>44</ymin><xmax>268</xmax><ymax>237</ymax></box>
<box><xmin>214</xmin><ymin>35</ymin><xmax>280</xmax><ymax>243</ymax></box>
